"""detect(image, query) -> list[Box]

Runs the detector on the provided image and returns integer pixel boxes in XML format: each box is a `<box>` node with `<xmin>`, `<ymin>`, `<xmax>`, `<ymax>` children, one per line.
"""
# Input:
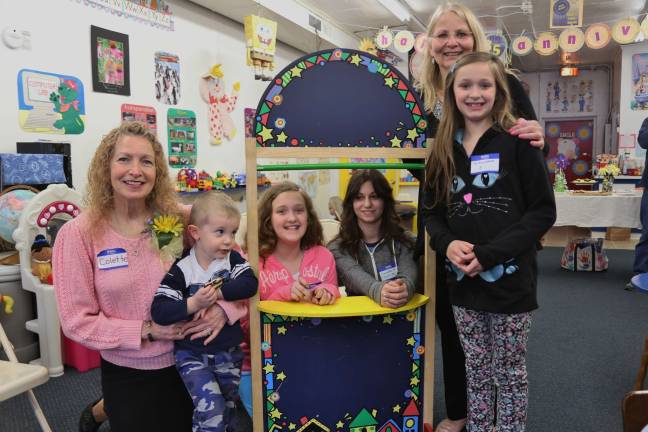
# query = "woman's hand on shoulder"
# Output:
<box><xmin>509</xmin><ymin>118</ymin><xmax>544</xmax><ymax>149</ymax></box>
<box><xmin>380</xmin><ymin>280</ymin><xmax>408</xmax><ymax>309</ymax></box>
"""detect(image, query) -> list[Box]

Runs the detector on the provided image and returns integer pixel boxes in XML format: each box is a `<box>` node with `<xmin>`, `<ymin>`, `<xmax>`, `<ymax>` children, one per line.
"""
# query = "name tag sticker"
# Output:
<box><xmin>470</xmin><ymin>153</ymin><xmax>500</xmax><ymax>174</ymax></box>
<box><xmin>97</xmin><ymin>248</ymin><xmax>128</xmax><ymax>270</ymax></box>
<box><xmin>377</xmin><ymin>262</ymin><xmax>398</xmax><ymax>281</ymax></box>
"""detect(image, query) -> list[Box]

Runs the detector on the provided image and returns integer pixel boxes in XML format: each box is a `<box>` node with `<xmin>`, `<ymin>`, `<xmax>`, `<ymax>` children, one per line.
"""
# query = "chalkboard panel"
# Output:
<box><xmin>260</xmin><ymin>308</ymin><xmax>426</xmax><ymax>431</ymax></box>
<box><xmin>255</xmin><ymin>49</ymin><xmax>428</xmax><ymax>149</ymax></box>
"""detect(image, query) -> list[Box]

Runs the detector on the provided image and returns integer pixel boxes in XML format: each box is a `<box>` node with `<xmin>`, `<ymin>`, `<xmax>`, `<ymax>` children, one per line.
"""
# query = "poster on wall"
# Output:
<box><xmin>91</xmin><ymin>26</ymin><xmax>130</xmax><ymax>96</ymax></box>
<box><xmin>167</xmin><ymin>108</ymin><xmax>196</xmax><ymax>168</ymax></box>
<box><xmin>244</xmin><ymin>108</ymin><xmax>255</xmax><ymax>138</ymax></box>
<box><xmin>121</xmin><ymin>104</ymin><xmax>157</xmax><ymax>134</ymax></box>
<box><xmin>545</xmin><ymin>118</ymin><xmax>594</xmax><ymax>184</ymax></box>
<box><xmin>155</xmin><ymin>52</ymin><xmax>180</xmax><ymax>105</ymax></box>
<box><xmin>631</xmin><ymin>53</ymin><xmax>648</xmax><ymax>110</ymax></box>
<box><xmin>549</xmin><ymin>0</ymin><xmax>583</xmax><ymax>28</ymax></box>
<box><xmin>17</xmin><ymin>69</ymin><xmax>86</xmax><ymax>134</ymax></box>
<box><xmin>543</xmin><ymin>79</ymin><xmax>593</xmax><ymax>113</ymax></box>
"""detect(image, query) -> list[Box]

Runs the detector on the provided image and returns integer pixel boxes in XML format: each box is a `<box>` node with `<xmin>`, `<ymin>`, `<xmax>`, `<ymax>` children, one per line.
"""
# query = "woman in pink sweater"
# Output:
<box><xmin>53</xmin><ymin>122</ymin><xmax>241</xmax><ymax>432</ymax></box>
<box><xmin>257</xmin><ymin>181</ymin><xmax>339</xmax><ymax>303</ymax></box>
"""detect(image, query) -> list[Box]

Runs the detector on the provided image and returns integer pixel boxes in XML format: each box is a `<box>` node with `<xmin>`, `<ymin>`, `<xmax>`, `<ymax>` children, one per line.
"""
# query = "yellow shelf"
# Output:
<box><xmin>258</xmin><ymin>293</ymin><xmax>428</xmax><ymax>318</ymax></box>
<box><xmin>399</xmin><ymin>181</ymin><xmax>419</xmax><ymax>186</ymax></box>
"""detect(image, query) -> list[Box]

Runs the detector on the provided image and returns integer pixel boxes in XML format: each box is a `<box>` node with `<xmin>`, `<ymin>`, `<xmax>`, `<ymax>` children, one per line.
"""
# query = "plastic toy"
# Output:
<box><xmin>177</xmin><ymin>168</ymin><xmax>198</xmax><ymax>192</ymax></box>
<box><xmin>214</xmin><ymin>171</ymin><xmax>237</xmax><ymax>189</ymax></box>
<box><xmin>31</xmin><ymin>234</ymin><xmax>53</xmax><ymax>285</ymax></box>
<box><xmin>197</xmin><ymin>170</ymin><xmax>214</xmax><ymax>191</ymax></box>
<box><xmin>0</xmin><ymin>294</ymin><xmax>14</xmax><ymax>314</ymax></box>
<box><xmin>256</xmin><ymin>173</ymin><xmax>271</xmax><ymax>186</ymax></box>
<box><xmin>231</xmin><ymin>172</ymin><xmax>246</xmax><ymax>187</ymax></box>
<box><xmin>200</xmin><ymin>64</ymin><xmax>240</xmax><ymax>145</ymax></box>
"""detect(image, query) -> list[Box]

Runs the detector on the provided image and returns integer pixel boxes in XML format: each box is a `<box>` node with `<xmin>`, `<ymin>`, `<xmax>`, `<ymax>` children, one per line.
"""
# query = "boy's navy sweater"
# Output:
<box><xmin>151</xmin><ymin>249</ymin><xmax>257</xmax><ymax>354</ymax></box>
<box><xmin>422</xmin><ymin>127</ymin><xmax>556</xmax><ymax>314</ymax></box>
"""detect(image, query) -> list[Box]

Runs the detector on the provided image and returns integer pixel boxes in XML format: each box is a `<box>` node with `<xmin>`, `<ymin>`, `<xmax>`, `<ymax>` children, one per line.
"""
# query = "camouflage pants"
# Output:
<box><xmin>175</xmin><ymin>347</ymin><xmax>243</xmax><ymax>432</ymax></box>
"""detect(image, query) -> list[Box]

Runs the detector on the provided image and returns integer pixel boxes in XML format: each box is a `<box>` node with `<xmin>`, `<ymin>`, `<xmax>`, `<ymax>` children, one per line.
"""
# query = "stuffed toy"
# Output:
<box><xmin>31</xmin><ymin>234</ymin><xmax>53</xmax><ymax>285</ymax></box>
<box><xmin>0</xmin><ymin>294</ymin><xmax>14</xmax><ymax>314</ymax></box>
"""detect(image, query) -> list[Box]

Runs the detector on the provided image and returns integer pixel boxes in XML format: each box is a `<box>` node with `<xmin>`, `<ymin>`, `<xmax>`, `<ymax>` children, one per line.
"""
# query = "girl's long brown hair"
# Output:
<box><xmin>257</xmin><ymin>181</ymin><xmax>324</xmax><ymax>259</ymax></box>
<box><xmin>335</xmin><ymin>169</ymin><xmax>413</xmax><ymax>260</ymax></box>
<box><xmin>425</xmin><ymin>52</ymin><xmax>517</xmax><ymax>207</ymax></box>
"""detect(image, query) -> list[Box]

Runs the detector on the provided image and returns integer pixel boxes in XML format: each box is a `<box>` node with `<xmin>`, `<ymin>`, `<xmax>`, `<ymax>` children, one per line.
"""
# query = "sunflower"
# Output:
<box><xmin>150</xmin><ymin>214</ymin><xmax>184</xmax><ymax>249</ymax></box>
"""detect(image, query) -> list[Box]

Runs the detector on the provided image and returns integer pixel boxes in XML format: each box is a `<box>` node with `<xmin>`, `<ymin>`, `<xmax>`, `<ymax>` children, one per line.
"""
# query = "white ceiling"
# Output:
<box><xmin>190</xmin><ymin>0</ymin><xmax>648</xmax><ymax>72</ymax></box>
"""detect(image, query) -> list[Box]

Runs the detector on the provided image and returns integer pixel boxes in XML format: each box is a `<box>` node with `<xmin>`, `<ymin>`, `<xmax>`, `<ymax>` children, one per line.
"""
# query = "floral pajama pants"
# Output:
<box><xmin>175</xmin><ymin>347</ymin><xmax>243</xmax><ymax>432</ymax></box>
<box><xmin>452</xmin><ymin>306</ymin><xmax>532</xmax><ymax>432</ymax></box>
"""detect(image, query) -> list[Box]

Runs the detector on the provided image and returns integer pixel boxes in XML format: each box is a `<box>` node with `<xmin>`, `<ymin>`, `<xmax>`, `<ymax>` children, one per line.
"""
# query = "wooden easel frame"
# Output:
<box><xmin>245</xmin><ymin>139</ymin><xmax>436</xmax><ymax>430</ymax></box>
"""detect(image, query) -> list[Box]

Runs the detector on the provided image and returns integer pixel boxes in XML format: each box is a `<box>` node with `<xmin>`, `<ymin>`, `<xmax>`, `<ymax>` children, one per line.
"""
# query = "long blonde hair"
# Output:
<box><xmin>426</xmin><ymin>52</ymin><xmax>517</xmax><ymax>207</ymax></box>
<box><xmin>414</xmin><ymin>2</ymin><xmax>489</xmax><ymax>114</ymax></box>
<box><xmin>86</xmin><ymin>121</ymin><xmax>179</xmax><ymax>231</ymax></box>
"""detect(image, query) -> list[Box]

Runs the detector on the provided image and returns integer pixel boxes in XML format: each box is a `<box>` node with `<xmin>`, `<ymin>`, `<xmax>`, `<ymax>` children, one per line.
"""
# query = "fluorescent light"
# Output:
<box><xmin>377</xmin><ymin>0</ymin><xmax>412</xmax><ymax>22</ymax></box>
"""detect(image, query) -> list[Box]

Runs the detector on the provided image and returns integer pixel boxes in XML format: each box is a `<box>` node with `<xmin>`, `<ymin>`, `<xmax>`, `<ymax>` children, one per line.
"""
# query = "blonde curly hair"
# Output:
<box><xmin>85</xmin><ymin>121</ymin><xmax>179</xmax><ymax>230</ymax></box>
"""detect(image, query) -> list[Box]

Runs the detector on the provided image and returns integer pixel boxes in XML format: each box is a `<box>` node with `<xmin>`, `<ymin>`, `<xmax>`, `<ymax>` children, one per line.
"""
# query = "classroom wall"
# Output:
<box><xmin>0</xmin><ymin>0</ymin><xmax>305</xmax><ymax>196</ymax></box>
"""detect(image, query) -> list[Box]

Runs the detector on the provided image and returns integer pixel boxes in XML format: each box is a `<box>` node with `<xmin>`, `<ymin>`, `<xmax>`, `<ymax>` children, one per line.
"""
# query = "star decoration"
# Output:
<box><xmin>389</xmin><ymin>136</ymin><xmax>402</xmax><ymax>148</ymax></box>
<box><xmin>270</xmin><ymin>408</ymin><xmax>282</xmax><ymax>419</ymax></box>
<box><xmin>392</xmin><ymin>404</ymin><xmax>401</xmax><ymax>413</ymax></box>
<box><xmin>406</xmin><ymin>128</ymin><xmax>418</xmax><ymax>140</ymax></box>
<box><xmin>336</xmin><ymin>421</ymin><xmax>345</xmax><ymax>429</ymax></box>
<box><xmin>407</xmin><ymin>336</ymin><xmax>415</xmax><ymax>346</ymax></box>
<box><xmin>276</xmin><ymin>371</ymin><xmax>287</xmax><ymax>381</ymax></box>
<box><xmin>383</xmin><ymin>315</ymin><xmax>393</xmax><ymax>324</ymax></box>
<box><xmin>288</xmin><ymin>423</ymin><xmax>296</xmax><ymax>430</ymax></box>
<box><xmin>290</xmin><ymin>66</ymin><xmax>303</xmax><ymax>78</ymax></box>
<box><xmin>259</xmin><ymin>126</ymin><xmax>274</xmax><ymax>142</ymax></box>
<box><xmin>410</xmin><ymin>376</ymin><xmax>420</xmax><ymax>386</ymax></box>
<box><xmin>277</xmin><ymin>326</ymin><xmax>287</xmax><ymax>335</ymax></box>
<box><xmin>384</xmin><ymin>77</ymin><xmax>395</xmax><ymax>88</ymax></box>
<box><xmin>350</xmin><ymin>54</ymin><xmax>361</xmax><ymax>66</ymax></box>
<box><xmin>277</xmin><ymin>131</ymin><xmax>288</xmax><ymax>143</ymax></box>
<box><xmin>263</xmin><ymin>363</ymin><xmax>275</xmax><ymax>373</ymax></box>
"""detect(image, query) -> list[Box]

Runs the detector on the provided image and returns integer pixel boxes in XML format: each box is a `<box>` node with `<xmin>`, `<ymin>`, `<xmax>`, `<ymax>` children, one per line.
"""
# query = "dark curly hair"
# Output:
<box><xmin>257</xmin><ymin>181</ymin><xmax>324</xmax><ymax>259</ymax></box>
<box><xmin>335</xmin><ymin>169</ymin><xmax>412</xmax><ymax>260</ymax></box>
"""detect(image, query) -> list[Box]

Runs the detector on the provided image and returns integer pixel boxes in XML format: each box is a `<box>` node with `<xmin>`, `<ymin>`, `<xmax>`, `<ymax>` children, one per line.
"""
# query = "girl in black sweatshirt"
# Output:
<box><xmin>421</xmin><ymin>52</ymin><xmax>556</xmax><ymax>432</ymax></box>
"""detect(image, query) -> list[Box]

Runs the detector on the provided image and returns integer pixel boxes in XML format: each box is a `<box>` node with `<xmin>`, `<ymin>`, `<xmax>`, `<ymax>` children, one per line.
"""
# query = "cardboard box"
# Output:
<box><xmin>605</xmin><ymin>227</ymin><xmax>631</xmax><ymax>241</ymax></box>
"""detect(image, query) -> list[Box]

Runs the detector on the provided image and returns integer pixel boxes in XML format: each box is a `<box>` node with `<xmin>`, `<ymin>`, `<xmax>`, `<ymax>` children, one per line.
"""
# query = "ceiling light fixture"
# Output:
<box><xmin>377</xmin><ymin>0</ymin><xmax>412</xmax><ymax>22</ymax></box>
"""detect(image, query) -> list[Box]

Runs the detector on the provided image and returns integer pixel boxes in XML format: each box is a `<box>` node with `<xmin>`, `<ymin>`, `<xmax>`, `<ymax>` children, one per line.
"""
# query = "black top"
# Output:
<box><xmin>638</xmin><ymin>117</ymin><xmax>648</xmax><ymax>188</ymax></box>
<box><xmin>420</xmin><ymin>127</ymin><xmax>556</xmax><ymax>313</ymax></box>
<box><xmin>412</xmin><ymin>72</ymin><xmax>544</xmax><ymax>259</ymax></box>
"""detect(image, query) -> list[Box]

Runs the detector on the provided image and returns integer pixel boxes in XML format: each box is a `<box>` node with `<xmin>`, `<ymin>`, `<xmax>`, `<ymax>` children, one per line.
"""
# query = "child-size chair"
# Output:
<box><xmin>622</xmin><ymin>336</ymin><xmax>648</xmax><ymax>432</ymax></box>
<box><xmin>13</xmin><ymin>184</ymin><xmax>82</xmax><ymax>377</ymax></box>
<box><xmin>0</xmin><ymin>319</ymin><xmax>51</xmax><ymax>431</ymax></box>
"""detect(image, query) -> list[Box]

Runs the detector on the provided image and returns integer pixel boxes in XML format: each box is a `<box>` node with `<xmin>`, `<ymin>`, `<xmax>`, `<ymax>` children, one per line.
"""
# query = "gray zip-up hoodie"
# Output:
<box><xmin>328</xmin><ymin>235</ymin><xmax>418</xmax><ymax>304</ymax></box>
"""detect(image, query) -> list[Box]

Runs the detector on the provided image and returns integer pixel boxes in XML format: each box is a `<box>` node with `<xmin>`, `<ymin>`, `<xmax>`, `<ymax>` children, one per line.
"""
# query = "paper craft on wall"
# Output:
<box><xmin>199</xmin><ymin>65</ymin><xmax>240</xmax><ymax>145</ymax></box>
<box><xmin>244</xmin><ymin>15</ymin><xmax>277</xmax><ymax>81</ymax></box>
<box><xmin>545</xmin><ymin>119</ymin><xmax>594</xmax><ymax>184</ymax></box>
<box><xmin>167</xmin><ymin>108</ymin><xmax>196</xmax><ymax>167</ymax></box>
<box><xmin>121</xmin><ymin>104</ymin><xmax>157</xmax><ymax>134</ymax></box>
<box><xmin>155</xmin><ymin>52</ymin><xmax>180</xmax><ymax>105</ymax></box>
<box><xmin>631</xmin><ymin>53</ymin><xmax>648</xmax><ymax>110</ymax></box>
<box><xmin>549</xmin><ymin>0</ymin><xmax>583</xmax><ymax>29</ymax></box>
<box><xmin>543</xmin><ymin>79</ymin><xmax>593</xmax><ymax>113</ymax></box>
<box><xmin>91</xmin><ymin>26</ymin><xmax>130</xmax><ymax>96</ymax></box>
<box><xmin>17</xmin><ymin>69</ymin><xmax>85</xmax><ymax>134</ymax></box>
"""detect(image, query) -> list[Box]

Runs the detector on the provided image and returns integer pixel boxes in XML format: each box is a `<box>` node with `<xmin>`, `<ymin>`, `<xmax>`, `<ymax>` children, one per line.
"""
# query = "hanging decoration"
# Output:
<box><xmin>375</xmin><ymin>27</ymin><xmax>393</xmax><ymax>50</ymax></box>
<box><xmin>244</xmin><ymin>15</ymin><xmax>277</xmax><ymax>81</ymax></box>
<box><xmin>511</xmin><ymin>35</ymin><xmax>534</xmax><ymax>56</ymax></box>
<box><xmin>611</xmin><ymin>18</ymin><xmax>641</xmax><ymax>44</ymax></box>
<box><xmin>414</xmin><ymin>33</ymin><xmax>427</xmax><ymax>53</ymax></box>
<box><xmin>71</xmin><ymin>0</ymin><xmax>174</xmax><ymax>31</ymax></box>
<box><xmin>534</xmin><ymin>32</ymin><xmax>559</xmax><ymax>56</ymax></box>
<box><xmin>584</xmin><ymin>23</ymin><xmax>611</xmax><ymax>49</ymax></box>
<box><xmin>358</xmin><ymin>37</ymin><xmax>378</xmax><ymax>55</ymax></box>
<box><xmin>487</xmin><ymin>32</ymin><xmax>508</xmax><ymax>63</ymax></box>
<box><xmin>558</xmin><ymin>27</ymin><xmax>585</xmax><ymax>52</ymax></box>
<box><xmin>199</xmin><ymin>64</ymin><xmax>240</xmax><ymax>145</ymax></box>
<box><xmin>393</xmin><ymin>30</ymin><xmax>415</xmax><ymax>53</ymax></box>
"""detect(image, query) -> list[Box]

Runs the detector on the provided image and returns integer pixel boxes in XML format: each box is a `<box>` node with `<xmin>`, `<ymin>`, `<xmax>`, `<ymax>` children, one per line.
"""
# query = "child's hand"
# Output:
<box><xmin>446</xmin><ymin>240</ymin><xmax>475</xmax><ymax>268</ymax></box>
<box><xmin>311</xmin><ymin>287</ymin><xmax>335</xmax><ymax>305</ymax></box>
<box><xmin>290</xmin><ymin>278</ymin><xmax>312</xmax><ymax>302</ymax></box>
<box><xmin>380</xmin><ymin>279</ymin><xmax>409</xmax><ymax>309</ymax></box>
<box><xmin>459</xmin><ymin>257</ymin><xmax>484</xmax><ymax>278</ymax></box>
<box><xmin>190</xmin><ymin>284</ymin><xmax>218</xmax><ymax>312</ymax></box>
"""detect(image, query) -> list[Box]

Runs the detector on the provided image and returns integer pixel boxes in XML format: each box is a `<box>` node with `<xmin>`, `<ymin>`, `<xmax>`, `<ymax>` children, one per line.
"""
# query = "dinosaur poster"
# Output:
<box><xmin>90</xmin><ymin>25</ymin><xmax>131</xmax><ymax>96</ymax></box>
<box><xmin>17</xmin><ymin>69</ymin><xmax>86</xmax><ymax>134</ymax></box>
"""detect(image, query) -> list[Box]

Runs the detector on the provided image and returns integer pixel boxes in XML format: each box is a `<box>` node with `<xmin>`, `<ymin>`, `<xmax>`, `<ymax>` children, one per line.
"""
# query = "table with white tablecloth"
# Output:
<box><xmin>554</xmin><ymin>192</ymin><xmax>642</xmax><ymax>229</ymax></box>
